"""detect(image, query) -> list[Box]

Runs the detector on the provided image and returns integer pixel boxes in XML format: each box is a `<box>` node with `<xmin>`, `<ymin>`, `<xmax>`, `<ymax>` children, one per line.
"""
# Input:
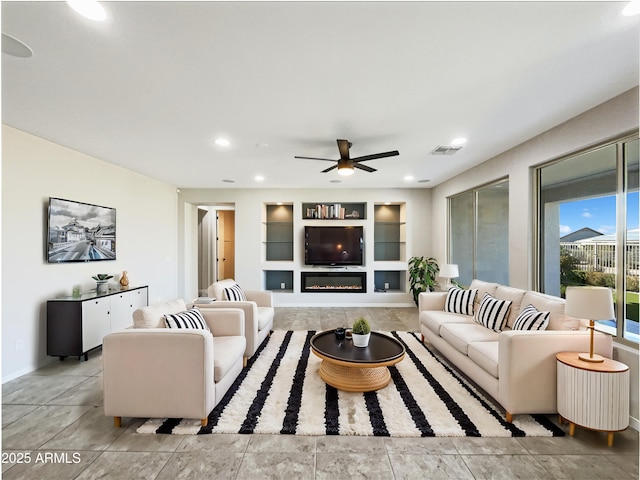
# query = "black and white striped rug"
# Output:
<box><xmin>137</xmin><ymin>330</ymin><xmax>563</xmax><ymax>437</ymax></box>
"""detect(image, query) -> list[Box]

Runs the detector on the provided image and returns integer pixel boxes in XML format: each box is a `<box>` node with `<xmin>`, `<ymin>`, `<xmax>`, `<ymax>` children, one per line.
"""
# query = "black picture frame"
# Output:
<box><xmin>47</xmin><ymin>197</ymin><xmax>116</xmax><ymax>263</ymax></box>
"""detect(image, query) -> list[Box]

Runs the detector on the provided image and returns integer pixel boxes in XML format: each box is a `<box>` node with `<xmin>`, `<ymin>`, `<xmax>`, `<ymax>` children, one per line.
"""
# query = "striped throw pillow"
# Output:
<box><xmin>224</xmin><ymin>283</ymin><xmax>247</xmax><ymax>301</ymax></box>
<box><xmin>165</xmin><ymin>308</ymin><xmax>210</xmax><ymax>331</ymax></box>
<box><xmin>444</xmin><ymin>287</ymin><xmax>478</xmax><ymax>315</ymax></box>
<box><xmin>513</xmin><ymin>304</ymin><xmax>550</xmax><ymax>331</ymax></box>
<box><xmin>475</xmin><ymin>293</ymin><xmax>512</xmax><ymax>332</ymax></box>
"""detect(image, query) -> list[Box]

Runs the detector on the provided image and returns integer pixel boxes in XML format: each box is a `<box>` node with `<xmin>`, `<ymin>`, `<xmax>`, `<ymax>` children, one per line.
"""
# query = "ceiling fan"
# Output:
<box><xmin>295</xmin><ymin>139</ymin><xmax>399</xmax><ymax>176</ymax></box>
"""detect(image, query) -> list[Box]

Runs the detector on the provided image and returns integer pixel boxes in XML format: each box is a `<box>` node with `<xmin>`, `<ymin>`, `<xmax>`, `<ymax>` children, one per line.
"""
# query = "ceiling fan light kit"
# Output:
<box><xmin>295</xmin><ymin>139</ymin><xmax>399</xmax><ymax>176</ymax></box>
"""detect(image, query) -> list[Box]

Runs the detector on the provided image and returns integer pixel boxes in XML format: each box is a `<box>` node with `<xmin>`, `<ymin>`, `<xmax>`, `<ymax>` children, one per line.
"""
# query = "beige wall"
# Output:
<box><xmin>1</xmin><ymin>126</ymin><xmax>179</xmax><ymax>382</ymax></box>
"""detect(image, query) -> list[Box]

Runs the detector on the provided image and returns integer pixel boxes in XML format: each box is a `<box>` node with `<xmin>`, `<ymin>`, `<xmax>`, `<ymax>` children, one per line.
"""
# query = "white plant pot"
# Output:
<box><xmin>352</xmin><ymin>332</ymin><xmax>370</xmax><ymax>347</ymax></box>
<box><xmin>96</xmin><ymin>281</ymin><xmax>109</xmax><ymax>295</ymax></box>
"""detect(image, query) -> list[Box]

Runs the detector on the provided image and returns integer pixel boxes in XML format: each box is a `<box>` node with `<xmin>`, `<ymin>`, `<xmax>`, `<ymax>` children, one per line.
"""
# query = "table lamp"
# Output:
<box><xmin>565</xmin><ymin>286</ymin><xmax>615</xmax><ymax>363</ymax></box>
<box><xmin>439</xmin><ymin>264</ymin><xmax>459</xmax><ymax>289</ymax></box>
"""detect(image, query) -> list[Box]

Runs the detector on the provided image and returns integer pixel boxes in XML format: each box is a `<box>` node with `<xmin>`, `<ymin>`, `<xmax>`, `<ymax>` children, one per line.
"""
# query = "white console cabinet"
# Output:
<box><xmin>47</xmin><ymin>286</ymin><xmax>148</xmax><ymax>360</ymax></box>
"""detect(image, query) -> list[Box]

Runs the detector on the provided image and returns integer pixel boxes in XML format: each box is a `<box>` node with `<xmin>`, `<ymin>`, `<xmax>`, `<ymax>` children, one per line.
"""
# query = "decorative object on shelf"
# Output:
<box><xmin>408</xmin><ymin>256</ymin><xmax>440</xmax><ymax>306</ymax></box>
<box><xmin>439</xmin><ymin>264</ymin><xmax>459</xmax><ymax>289</ymax></box>
<box><xmin>565</xmin><ymin>286</ymin><xmax>615</xmax><ymax>363</ymax></box>
<box><xmin>72</xmin><ymin>285</ymin><xmax>81</xmax><ymax>298</ymax></box>
<box><xmin>119</xmin><ymin>271</ymin><xmax>129</xmax><ymax>289</ymax></box>
<box><xmin>92</xmin><ymin>273</ymin><xmax>113</xmax><ymax>295</ymax></box>
<box><xmin>352</xmin><ymin>317</ymin><xmax>371</xmax><ymax>347</ymax></box>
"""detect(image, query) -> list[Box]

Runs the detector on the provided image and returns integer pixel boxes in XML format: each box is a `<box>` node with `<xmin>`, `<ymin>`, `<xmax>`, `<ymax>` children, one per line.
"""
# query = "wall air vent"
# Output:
<box><xmin>429</xmin><ymin>145</ymin><xmax>463</xmax><ymax>155</ymax></box>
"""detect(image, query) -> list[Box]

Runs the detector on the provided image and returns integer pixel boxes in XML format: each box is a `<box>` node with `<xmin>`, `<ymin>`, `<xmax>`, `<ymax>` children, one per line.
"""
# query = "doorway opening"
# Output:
<box><xmin>197</xmin><ymin>205</ymin><xmax>235</xmax><ymax>296</ymax></box>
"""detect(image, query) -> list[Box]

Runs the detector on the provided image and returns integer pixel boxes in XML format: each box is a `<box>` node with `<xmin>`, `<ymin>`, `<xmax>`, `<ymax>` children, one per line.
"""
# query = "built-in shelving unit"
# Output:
<box><xmin>263</xmin><ymin>203</ymin><xmax>294</xmax><ymax>292</ymax></box>
<box><xmin>261</xmin><ymin>200</ymin><xmax>410</xmax><ymax>300</ymax></box>
<box><xmin>373</xmin><ymin>203</ymin><xmax>407</xmax><ymax>293</ymax></box>
<box><xmin>302</xmin><ymin>202</ymin><xmax>366</xmax><ymax>220</ymax></box>
<box><xmin>264</xmin><ymin>204</ymin><xmax>294</xmax><ymax>261</ymax></box>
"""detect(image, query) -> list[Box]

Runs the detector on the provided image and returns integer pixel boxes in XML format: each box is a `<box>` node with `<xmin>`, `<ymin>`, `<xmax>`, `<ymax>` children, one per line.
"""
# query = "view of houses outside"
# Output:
<box><xmin>559</xmin><ymin>193</ymin><xmax>639</xmax><ymax>340</ymax></box>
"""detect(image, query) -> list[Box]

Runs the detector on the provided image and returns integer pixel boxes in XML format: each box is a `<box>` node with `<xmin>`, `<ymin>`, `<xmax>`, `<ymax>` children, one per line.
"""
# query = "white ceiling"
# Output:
<box><xmin>2</xmin><ymin>1</ymin><xmax>638</xmax><ymax>189</ymax></box>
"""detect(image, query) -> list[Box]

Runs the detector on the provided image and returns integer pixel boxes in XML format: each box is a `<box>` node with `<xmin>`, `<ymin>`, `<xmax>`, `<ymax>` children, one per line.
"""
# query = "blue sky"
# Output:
<box><xmin>559</xmin><ymin>192</ymin><xmax>639</xmax><ymax>236</ymax></box>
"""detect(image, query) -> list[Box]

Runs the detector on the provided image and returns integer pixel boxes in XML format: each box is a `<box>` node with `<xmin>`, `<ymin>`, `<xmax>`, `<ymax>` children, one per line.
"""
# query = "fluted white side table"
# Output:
<box><xmin>556</xmin><ymin>352</ymin><xmax>629</xmax><ymax>447</ymax></box>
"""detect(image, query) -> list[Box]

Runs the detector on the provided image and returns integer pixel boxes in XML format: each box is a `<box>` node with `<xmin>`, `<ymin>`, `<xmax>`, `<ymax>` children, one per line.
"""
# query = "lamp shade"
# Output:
<box><xmin>439</xmin><ymin>264</ymin><xmax>459</xmax><ymax>279</ymax></box>
<box><xmin>565</xmin><ymin>286</ymin><xmax>615</xmax><ymax>321</ymax></box>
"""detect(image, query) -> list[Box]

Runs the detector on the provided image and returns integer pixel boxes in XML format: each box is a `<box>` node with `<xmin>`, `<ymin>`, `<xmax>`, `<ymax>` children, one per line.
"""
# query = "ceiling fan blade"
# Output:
<box><xmin>354</xmin><ymin>163</ymin><xmax>377</xmax><ymax>173</ymax></box>
<box><xmin>351</xmin><ymin>150</ymin><xmax>399</xmax><ymax>162</ymax></box>
<box><xmin>321</xmin><ymin>164</ymin><xmax>338</xmax><ymax>173</ymax></box>
<box><xmin>337</xmin><ymin>139</ymin><xmax>350</xmax><ymax>160</ymax></box>
<box><xmin>294</xmin><ymin>156</ymin><xmax>337</xmax><ymax>162</ymax></box>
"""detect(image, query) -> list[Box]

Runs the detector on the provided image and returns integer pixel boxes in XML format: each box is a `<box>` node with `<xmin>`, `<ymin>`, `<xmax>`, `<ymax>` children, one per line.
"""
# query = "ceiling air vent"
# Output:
<box><xmin>429</xmin><ymin>145</ymin><xmax>463</xmax><ymax>156</ymax></box>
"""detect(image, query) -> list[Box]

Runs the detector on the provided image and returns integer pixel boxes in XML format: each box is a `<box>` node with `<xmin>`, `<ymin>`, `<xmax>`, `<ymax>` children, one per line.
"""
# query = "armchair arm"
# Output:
<box><xmin>198</xmin><ymin>307</ymin><xmax>245</xmax><ymax>337</ymax></box>
<box><xmin>244</xmin><ymin>290</ymin><xmax>273</xmax><ymax>308</ymax></box>
<box><xmin>498</xmin><ymin>330</ymin><xmax>613</xmax><ymax>415</ymax></box>
<box><xmin>418</xmin><ymin>291</ymin><xmax>447</xmax><ymax>312</ymax></box>
<box><xmin>103</xmin><ymin>329</ymin><xmax>214</xmax><ymax>421</ymax></box>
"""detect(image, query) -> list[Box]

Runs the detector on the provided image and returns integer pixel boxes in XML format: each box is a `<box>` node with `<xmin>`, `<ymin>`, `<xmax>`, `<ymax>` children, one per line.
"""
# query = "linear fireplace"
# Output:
<box><xmin>301</xmin><ymin>272</ymin><xmax>366</xmax><ymax>293</ymax></box>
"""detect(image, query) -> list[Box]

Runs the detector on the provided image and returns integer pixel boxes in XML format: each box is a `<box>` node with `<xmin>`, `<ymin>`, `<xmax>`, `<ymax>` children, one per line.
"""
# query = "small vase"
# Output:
<box><xmin>352</xmin><ymin>332</ymin><xmax>370</xmax><ymax>347</ymax></box>
<box><xmin>96</xmin><ymin>281</ymin><xmax>109</xmax><ymax>295</ymax></box>
<box><xmin>120</xmin><ymin>271</ymin><xmax>129</xmax><ymax>288</ymax></box>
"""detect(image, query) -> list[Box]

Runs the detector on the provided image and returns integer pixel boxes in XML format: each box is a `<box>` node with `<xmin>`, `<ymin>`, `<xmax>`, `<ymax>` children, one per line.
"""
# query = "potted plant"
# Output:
<box><xmin>351</xmin><ymin>317</ymin><xmax>371</xmax><ymax>347</ymax></box>
<box><xmin>92</xmin><ymin>274</ymin><xmax>113</xmax><ymax>295</ymax></box>
<box><xmin>408</xmin><ymin>256</ymin><xmax>439</xmax><ymax>306</ymax></box>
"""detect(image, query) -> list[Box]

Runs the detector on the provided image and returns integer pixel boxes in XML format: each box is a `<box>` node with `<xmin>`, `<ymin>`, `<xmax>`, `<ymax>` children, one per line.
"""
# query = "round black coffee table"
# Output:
<box><xmin>310</xmin><ymin>330</ymin><xmax>405</xmax><ymax>392</ymax></box>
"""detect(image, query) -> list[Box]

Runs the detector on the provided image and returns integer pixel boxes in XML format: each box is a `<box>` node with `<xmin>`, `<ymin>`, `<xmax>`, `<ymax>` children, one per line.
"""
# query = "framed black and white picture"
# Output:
<box><xmin>47</xmin><ymin>197</ymin><xmax>116</xmax><ymax>263</ymax></box>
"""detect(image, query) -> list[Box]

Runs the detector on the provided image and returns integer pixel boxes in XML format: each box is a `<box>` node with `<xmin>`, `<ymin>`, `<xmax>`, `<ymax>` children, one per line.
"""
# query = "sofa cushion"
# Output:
<box><xmin>520</xmin><ymin>291</ymin><xmax>578</xmax><ymax>331</ymax></box>
<box><xmin>512</xmin><ymin>304</ymin><xmax>550</xmax><ymax>331</ymax></box>
<box><xmin>469</xmin><ymin>279</ymin><xmax>499</xmax><ymax>308</ymax></box>
<box><xmin>468</xmin><ymin>341</ymin><xmax>499</xmax><ymax>378</ymax></box>
<box><xmin>133</xmin><ymin>299</ymin><xmax>187</xmax><ymax>329</ymax></box>
<box><xmin>445</xmin><ymin>287</ymin><xmax>478</xmax><ymax>315</ymax></box>
<box><xmin>212</xmin><ymin>336</ymin><xmax>246</xmax><ymax>382</ymax></box>
<box><xmin>224</xmin><ymin>283</ymin><xmax>247</xmax><ymax>301</ymax></box>
<box><xmin>256</xmin><ymin>307</ymin><xmax>274</xmax><ymax>331</ymax></box>
<box><xmin>440</xmin><ymin>323</ymin><xmax>500</xmax><ymax>355</ymax></box>
<box><xmin>420</xmin><ymin>310</ymin><xmax>475</xmax><ymax>336</ymax></box>
<box><xmin>475</xmin><ymin>293</ymin><xmax>512</xmax><ymax>332</ymax></box>
<box><xmin>494</xmin><ymin>285</ymin><xmax>526</xmax><ymax>328</ymax></box>
<box><xmin>164</xmin><ymin>308</ymin><xmax>210</xmax><ymax>331</ymax></box>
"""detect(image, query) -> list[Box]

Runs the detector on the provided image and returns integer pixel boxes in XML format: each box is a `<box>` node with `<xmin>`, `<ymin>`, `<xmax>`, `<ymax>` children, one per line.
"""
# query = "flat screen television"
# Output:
<box><xmin>47</xmin><ymin>197</ymin><xmax>116</xmax><ymax>263</ymax></box>
<box><xmin>305</xmin><ymin>225</ymin><xmax>363</xmax><ymax>266</ymax></box>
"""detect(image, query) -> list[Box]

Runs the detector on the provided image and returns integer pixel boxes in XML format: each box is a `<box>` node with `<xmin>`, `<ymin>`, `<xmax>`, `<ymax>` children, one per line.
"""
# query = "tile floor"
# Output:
<box><xmin>2</xmin><ymin>307</ymin><xmax>638</xmax><ymax>479</ymax></box>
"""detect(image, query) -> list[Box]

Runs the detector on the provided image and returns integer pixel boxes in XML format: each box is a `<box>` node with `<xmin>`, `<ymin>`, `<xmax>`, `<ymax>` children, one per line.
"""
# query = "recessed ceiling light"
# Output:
<box><xmin>254</xmin><ymin>175</ymin><xmax>264</xmax><ymax>182</ymax></box>
<box><xmin>215</xmin><ymin>138</ymin><xmax>231</xmax><ymax>147</ymax></box>
<box><xmin>404</xmin><ymin>175</ymin><xmax>414</xmax><ymax>181</ymax></box>
<box><xmin>256</xmin><ymin>142</ymin><xmax>269</xmax><ymax>149</ymax></box>
<box><xmin>623</xmin><ymin>0</ymin><xmax>640</xmax><ymax>16</ymax></box>
<box><xmin>384</xmin><ymin>202</ymin><xmax>391</xmax><ymax>205</ymax></box>
<box><xmin>451</xmin><ymin>137</ymin><xmax>467</xmax><ymax>146</ymax></box>
<box><xmin>1</xmin><ymin>33</ymin><xmax>33</xmax><ymax>58</ymax></box>
<box><xmin>67</xmin><ymin>0</ymin><xmax>107</xmax><ymax>21</ymax></box>
<box><xmin>222</xmin><ymin>179</ymin><xmax>235</xmax><ymax>183</ymax></box>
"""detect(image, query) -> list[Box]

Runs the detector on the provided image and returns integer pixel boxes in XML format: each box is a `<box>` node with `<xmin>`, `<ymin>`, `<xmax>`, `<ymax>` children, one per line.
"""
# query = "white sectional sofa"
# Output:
<box><xmin>419</xmin><ymin>279</ymin><xmax>613</xmax><ymax>422</ymax></box>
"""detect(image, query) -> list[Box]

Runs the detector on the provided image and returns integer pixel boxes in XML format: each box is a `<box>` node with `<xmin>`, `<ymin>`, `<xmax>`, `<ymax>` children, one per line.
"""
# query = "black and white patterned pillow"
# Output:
<box><xmin>165</xmin><ymin>308</ymin><xmax>210</xmax><ymax>331</ymax></box>
<box><xmin>475</xmin><ymin>293</ymin><xmax>512</xmax><ymax>332</ymax></box>
<box><xmin>224</xmin><ymin>283</ymin><xmax>247</xmax><ymax>301</ymax></box>
<box><xmin>444</xmin><ymin>287</ymin><xmax>478</xmax><ymax>315</ymax></box>
<box><xmin>513</xmin><ymin>304</ymin><xmax>550</xmax><ymax>331</ymax></box>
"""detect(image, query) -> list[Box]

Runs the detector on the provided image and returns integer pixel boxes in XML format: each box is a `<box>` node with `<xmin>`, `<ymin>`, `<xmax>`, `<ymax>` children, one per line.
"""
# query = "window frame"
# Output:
<box><xmin>533</xmin><ymin>131</ymin><xmax>639</xmax><ymax>348</ymax></box>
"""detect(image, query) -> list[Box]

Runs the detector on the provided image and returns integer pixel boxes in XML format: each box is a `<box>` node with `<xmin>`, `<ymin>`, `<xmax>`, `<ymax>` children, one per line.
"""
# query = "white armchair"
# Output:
<box><xmin>200</xmin><ymin>279</ymin><xmax>274</xmax><ymax>360</ymax></box>
<box><xmin>103</xmin><ymin>299</ymin><xmax>246</xmax><ymax>427</ymax></box>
